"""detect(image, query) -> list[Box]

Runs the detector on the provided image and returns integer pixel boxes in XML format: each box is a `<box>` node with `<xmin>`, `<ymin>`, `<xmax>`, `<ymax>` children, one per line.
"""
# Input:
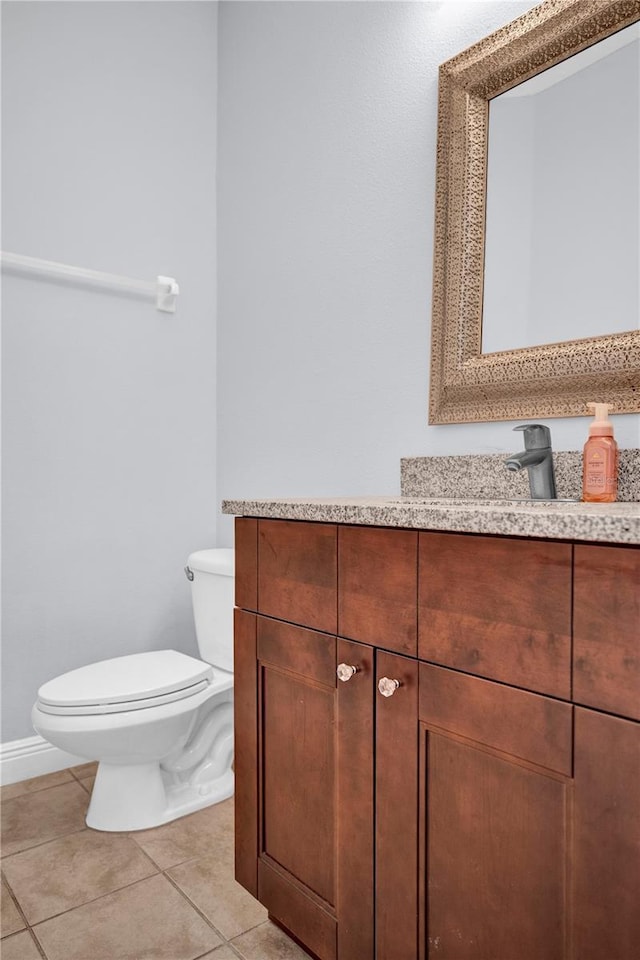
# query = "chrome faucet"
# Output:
<box><xmin>505</xmin><ymin>424</ymin><xmax>557</xmax><ymax>500</ymax></box>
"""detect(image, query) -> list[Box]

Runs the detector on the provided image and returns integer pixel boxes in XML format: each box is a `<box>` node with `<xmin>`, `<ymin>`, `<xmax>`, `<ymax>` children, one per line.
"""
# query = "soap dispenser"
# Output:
<box><xmin>582</xmin><ymin>403</ymin><xmax>619</xmax><ymax>503</ymax></box>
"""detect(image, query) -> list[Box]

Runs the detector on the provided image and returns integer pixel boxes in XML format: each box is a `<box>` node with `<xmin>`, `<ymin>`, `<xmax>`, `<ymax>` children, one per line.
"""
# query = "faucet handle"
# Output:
<box><xmin>513</xmin><ymin>423</ymin><xmax>552</xmax><ymax>449</ymax></box>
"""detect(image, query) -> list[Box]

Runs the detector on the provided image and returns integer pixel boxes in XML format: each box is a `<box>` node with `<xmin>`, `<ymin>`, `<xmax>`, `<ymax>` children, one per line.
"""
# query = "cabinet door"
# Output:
<box><xmin>235</xmin><ymin>615</ymin><xmax>375</xmax><ymax>960</ymax></box>
<box><xmin>573</xmin><ymin>707</ymin><xmax>640</xmax><ymax>960</ymax></box>
<box><xmin>257</xmin><ymin>615</ymin><xmax>338</xmax><ymax>959</ymax></box>
<box><xmin>376</xmin><ymin>650</ymin><xmax>419</xmax><ymax>960</ymax></box>
<box><xmin>258</xmin><ymin>519</ymin><xmax>337</xmax><ymax>634</ymax></box>
<box><xmin>337</xmin><ymin>638</ymin><xmax>375</xmax><ymax>960</ymax></box>
<box><xmin>419</xmin><ymin>663</ymin><xmax>572</xmax><ymax>960</ymax></box>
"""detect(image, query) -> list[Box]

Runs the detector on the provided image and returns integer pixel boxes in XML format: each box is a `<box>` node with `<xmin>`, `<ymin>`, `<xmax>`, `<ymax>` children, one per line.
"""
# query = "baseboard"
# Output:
<box><xmin>0</xmin><ymin>735</ymin><xmax>86</xmax><ymax>786</ymax></box>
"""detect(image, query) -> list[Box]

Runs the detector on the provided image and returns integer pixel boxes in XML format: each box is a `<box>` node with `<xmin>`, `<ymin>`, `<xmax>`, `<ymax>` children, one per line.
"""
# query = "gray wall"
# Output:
<box><xmin>216</xmin><ymin>0</ymin><xmax>640</xmax><ymax>546</ymax></box>
<box><xmin>2</xmin><ymin>1</ymin><xmax>218</xmax><ymax>741</ymax></box>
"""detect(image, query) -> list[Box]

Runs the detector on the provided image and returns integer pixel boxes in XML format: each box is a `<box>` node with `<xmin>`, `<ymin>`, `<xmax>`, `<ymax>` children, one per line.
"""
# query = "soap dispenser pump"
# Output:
<box><xmin>582</xmin><ymin>403</ymin><xmax>619</xmax><ymax>503</ymax></box>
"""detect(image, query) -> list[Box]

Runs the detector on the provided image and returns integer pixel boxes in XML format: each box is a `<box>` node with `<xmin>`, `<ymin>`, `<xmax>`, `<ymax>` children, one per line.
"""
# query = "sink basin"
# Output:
<box><xmin>386</xmin><ymin>497</ymin><xmax>580</xmax><ymax>507</ymax></box>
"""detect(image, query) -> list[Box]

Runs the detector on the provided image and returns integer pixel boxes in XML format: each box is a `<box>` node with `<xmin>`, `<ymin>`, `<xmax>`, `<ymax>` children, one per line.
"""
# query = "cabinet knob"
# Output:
<box><xmin>378</xmin><ymin>677</ymin><xmax>400</xmax><ymax>697</ymax></box>
<box><xmin>337</xmin><ymin>663</ymin><xmax>358</xmax><ymax>682</ymax></box>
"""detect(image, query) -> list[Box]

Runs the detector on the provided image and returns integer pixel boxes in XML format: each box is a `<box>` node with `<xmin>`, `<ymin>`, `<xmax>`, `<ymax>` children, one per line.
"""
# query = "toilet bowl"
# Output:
<box><xmin>32</xmin><ymin>549</ymin><xmax>235</xmax><ymax>832</ymax></box>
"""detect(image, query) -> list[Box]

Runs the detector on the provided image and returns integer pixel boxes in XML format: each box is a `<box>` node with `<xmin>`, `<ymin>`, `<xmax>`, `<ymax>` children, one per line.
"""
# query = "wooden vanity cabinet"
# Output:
<box><xmin>234</xmin><ymin>518</ymin><xmax>640</xmax><ymax>960</ymax></box>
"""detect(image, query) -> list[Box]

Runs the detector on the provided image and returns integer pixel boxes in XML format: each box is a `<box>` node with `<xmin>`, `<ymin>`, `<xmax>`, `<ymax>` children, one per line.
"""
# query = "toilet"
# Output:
<box><xmin>32</xmin><ymin>549</ymin><xmax>235</xmax><ymax>832</ymax></box>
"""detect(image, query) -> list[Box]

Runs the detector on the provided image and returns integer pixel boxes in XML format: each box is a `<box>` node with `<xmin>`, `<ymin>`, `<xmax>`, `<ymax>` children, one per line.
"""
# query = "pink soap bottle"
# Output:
<box><xmin>582</xmin><ymin>403</ymin><xmax>619</xmax><ymax>503</ymax></box>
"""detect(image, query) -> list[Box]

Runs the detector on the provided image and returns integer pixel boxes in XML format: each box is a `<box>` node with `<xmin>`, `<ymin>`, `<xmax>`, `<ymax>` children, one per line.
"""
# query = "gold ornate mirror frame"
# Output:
<box><xmin>429</xmin><ymin>0</ymin><xmax>640</xmax><ymax>424</ymax></box>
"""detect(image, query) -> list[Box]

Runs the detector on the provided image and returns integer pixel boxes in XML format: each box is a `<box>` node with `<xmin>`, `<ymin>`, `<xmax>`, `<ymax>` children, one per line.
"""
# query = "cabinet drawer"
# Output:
<box><xmin>258</xmin><ymin>520</ymin><xmax>337</xmax><ymax>634</ymax></box>
<box><xmin>573</xmin><ymin>544</ymin><xmax>640</xmax><ymax>721</ymax></box>
<box><xmin>418</xmin><ymin>533</ymin><xmax>571</xmax><ymax>698</ymax></box>
<box><xmin>338</xmin><ymin>526</ymin><xmax>418</xmax><ymax>655</ymax></box>
<box><xmin>419</xmin><ymin>662</ymin><xmax>573</xmax><ymax>776</ymax></box>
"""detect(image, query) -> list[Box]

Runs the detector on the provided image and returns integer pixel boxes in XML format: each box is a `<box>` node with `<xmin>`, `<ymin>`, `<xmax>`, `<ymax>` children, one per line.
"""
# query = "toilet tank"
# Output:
<box><xmin>187</xmin><ymin>549</ymin><xmax>235</xmax><ymax>673</ymax></box>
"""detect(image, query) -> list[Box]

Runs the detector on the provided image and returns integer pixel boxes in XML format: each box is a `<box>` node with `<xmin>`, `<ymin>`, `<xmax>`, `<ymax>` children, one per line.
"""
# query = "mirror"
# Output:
<box><xmin>428</xmin><ymin>0</ymin><xmax>640</xmax><ymax>424</ymax></box>
<box><xmin>483</xmin><ymin>23</ymin><xmax>639</xmax><ymax>355</ymax></box>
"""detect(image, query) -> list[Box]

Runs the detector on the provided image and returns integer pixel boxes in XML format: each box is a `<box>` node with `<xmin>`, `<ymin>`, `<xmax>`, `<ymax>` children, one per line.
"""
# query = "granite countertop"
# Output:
<box><xmin>223</xmin><ymin>450</ymin><xmax>640</xmax><ymax>545</ymax></box>
<box><xmin>221</xmin><ymin>496</ymin><xmax>640</xmax><ymax>545</ymax></box>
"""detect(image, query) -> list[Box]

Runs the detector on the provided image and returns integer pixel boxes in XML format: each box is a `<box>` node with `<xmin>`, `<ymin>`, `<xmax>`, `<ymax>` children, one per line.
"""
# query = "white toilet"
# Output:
<box><xmin>32</xmin><ymin>549</ymin><xmax>235</xmax><ymax>832</ymax></box>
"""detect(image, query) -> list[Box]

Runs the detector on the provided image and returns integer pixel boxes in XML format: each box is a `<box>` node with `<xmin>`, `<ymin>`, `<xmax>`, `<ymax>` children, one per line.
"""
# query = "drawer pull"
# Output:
<box><xmin>378</xmin><ymin>677</ymin><xmax>400</xmax><ymax>698</ymax></box>
<box><xmin>337</xmin><ymin>663</ymin><xmax>358</xmax><ymax>682</ymax></box>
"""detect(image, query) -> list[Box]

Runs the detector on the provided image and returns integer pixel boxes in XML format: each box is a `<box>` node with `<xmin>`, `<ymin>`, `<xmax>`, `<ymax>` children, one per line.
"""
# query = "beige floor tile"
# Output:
<box><xmin>70</xmin><ymin>761</ymin><xmax>98</xmax><ymax>779</ymax></box>
<box><xmin>34</xmin><ymin>874</ymin><xmax>221</xmax><ymax>960</ymax></box>
<box><xmin>3</xmin><ymin>827</ymin><xmax>158</xmax><ymax>924</ymax></box>
<box><xmin>231</xmin><ymin>921</ymin><xmax>312</xmax><ymax>960</ymax></box>
<box><xmin>0</xmin><ymin>769</ymin><xmax>73</xmax><ymax>802</ymax></box>
<box><xmin>1</xmin><ymin>929</ymin><xmax>42</xmax><ymax>960</ymax></box>
<box><xmin>1</xmin><ymin>781</ymin><xmax>89</xmax><ymax>857</ymax></box>
<box><xmin>168</xmin><ymin>851</ymin><xmax>267</xmax><ymax>939</ymax></box>
<box><xmin>1</xmin><ymin>879</ymin><xmax>26</xmax><ymax>937</ymax></box>
<box><xmin>132</xmin><ymin>797</ymin><xmax>234</xmax><ymax>869</ymax></box>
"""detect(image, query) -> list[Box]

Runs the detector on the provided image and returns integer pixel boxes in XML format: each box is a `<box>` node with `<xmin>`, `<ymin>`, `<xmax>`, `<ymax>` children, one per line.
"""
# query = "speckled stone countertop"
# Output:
<box><xmin>222</xmin><ymin>496</ymin><xmax>640</xmax><ymax>545</ymax></box>
<box><xmin>223</xmin><ymin>449</ymin><xmax>640</xmax><ymax>545</ymax></box>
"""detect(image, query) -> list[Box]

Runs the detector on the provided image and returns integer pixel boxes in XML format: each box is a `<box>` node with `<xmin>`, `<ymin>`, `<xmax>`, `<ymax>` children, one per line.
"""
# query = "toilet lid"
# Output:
<box><xmin>37</xmin><ymin>650</ymin><xmax>214</xmax><ymax>710</ymax></box>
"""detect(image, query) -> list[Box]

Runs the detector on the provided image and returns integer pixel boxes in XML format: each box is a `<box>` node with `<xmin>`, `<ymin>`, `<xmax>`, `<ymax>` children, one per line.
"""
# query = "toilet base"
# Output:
<box><xmin>86</xmin><ymin>761</ymin><xmax>234</xmax><ymax>832</ymax></box>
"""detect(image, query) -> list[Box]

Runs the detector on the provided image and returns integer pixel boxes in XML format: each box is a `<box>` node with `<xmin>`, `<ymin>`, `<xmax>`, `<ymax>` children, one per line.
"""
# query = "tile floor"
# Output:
<box><xmin>1</xmin><ymin>764</ymin><xmax>312</xmax><ymax>960</ymax></box>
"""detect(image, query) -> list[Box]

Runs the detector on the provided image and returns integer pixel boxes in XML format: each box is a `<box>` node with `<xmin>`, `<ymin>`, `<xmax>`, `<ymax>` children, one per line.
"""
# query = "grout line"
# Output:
<box><xmin>1</xmin><ymin>826</ymin><xmax>89</xmax><ymax>862</ymax></box>
<box><xmin>0</xmin><ymin>928</ymin><xmax>46</xmax><ymax>959</ymax></box>
<box><xmin>125</xmin><ymin>830</ymin><xmax>183</xmax><ymax>871</ymax></box>
<box><xmin>28</xmin><ymin>872</ymin><xmax>164</xmax><ymax>928</ymax></box>
<box><xmin>76</xmin><ymin>774</ymin><xmax>93</xmax><ymax>796</ymax></box>
<box><xmin>29</xmin><ymin>927</ymin><xmax>47</xmax><ymax>960</ymax></box>
<box><xmin>27</xmin><ymin>926</ymin><xmax>48</xmax><ymax>960</ymax></box>
<box><xmin>162</xmin><ymin>871</ymin><xmax>230</xmax><ymax>943</ymax></box>
<box><xmin>1</xmin><ymin>872</ymin><xmax>31</xmax><ymax>933</ymax></box>
<box><xmin>223</xmin><ymin>945</ymin><xmax>246</xmax><ymax>959</ymax></box>
<box><xmin>205</xmin><ymin>940</ymin><xmax>247</xmax><ymax>959</ymax></box>
<box><xmin>228</xmin><ymin>917</ymin><xmax>273</xmax><ymax>941</ymax></box>
<box><xmin>68</xmin><ymin>765</ymin><xmax>98</xmax><ymax>782</ymax></box>
<box><xmin>0</xmin><ymin>775</ymin><xmax>76</xmax><ymax>803</ymax></box>
<box><xmin>125</xmin><ymin>839</ymin><xmax>165</xmax><ymax>875</ymax></box>
<box><xmin>193</xmin><ymin>939</ymin><xmax>245</xmax><ymax>960</ymax></box>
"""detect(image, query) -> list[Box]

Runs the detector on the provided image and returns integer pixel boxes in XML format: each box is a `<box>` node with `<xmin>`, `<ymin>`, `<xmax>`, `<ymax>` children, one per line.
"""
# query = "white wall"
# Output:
<box><xmin>1</xmin><ymin>1</ymin><xmax>218</xmax><ymax>741</ymax></box>
<box><xmin>216</xmin><ymin>0</ymin><xmax>640</xmax><ymax>546</ymax></box>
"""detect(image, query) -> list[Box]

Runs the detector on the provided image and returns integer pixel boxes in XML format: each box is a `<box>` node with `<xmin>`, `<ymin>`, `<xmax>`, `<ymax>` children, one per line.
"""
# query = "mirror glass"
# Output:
<box><xmin>482</xmin><ymin>23</ymin><xmax>640</xmax><ymax>355</ymax></box>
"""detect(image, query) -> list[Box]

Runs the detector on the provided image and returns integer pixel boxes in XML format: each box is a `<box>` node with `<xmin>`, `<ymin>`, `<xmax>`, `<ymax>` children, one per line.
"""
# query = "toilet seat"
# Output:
<box><xmin>36</xmin><ymin>650</ymin><xmax>215</xmax><ymax>717</ymax></box>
